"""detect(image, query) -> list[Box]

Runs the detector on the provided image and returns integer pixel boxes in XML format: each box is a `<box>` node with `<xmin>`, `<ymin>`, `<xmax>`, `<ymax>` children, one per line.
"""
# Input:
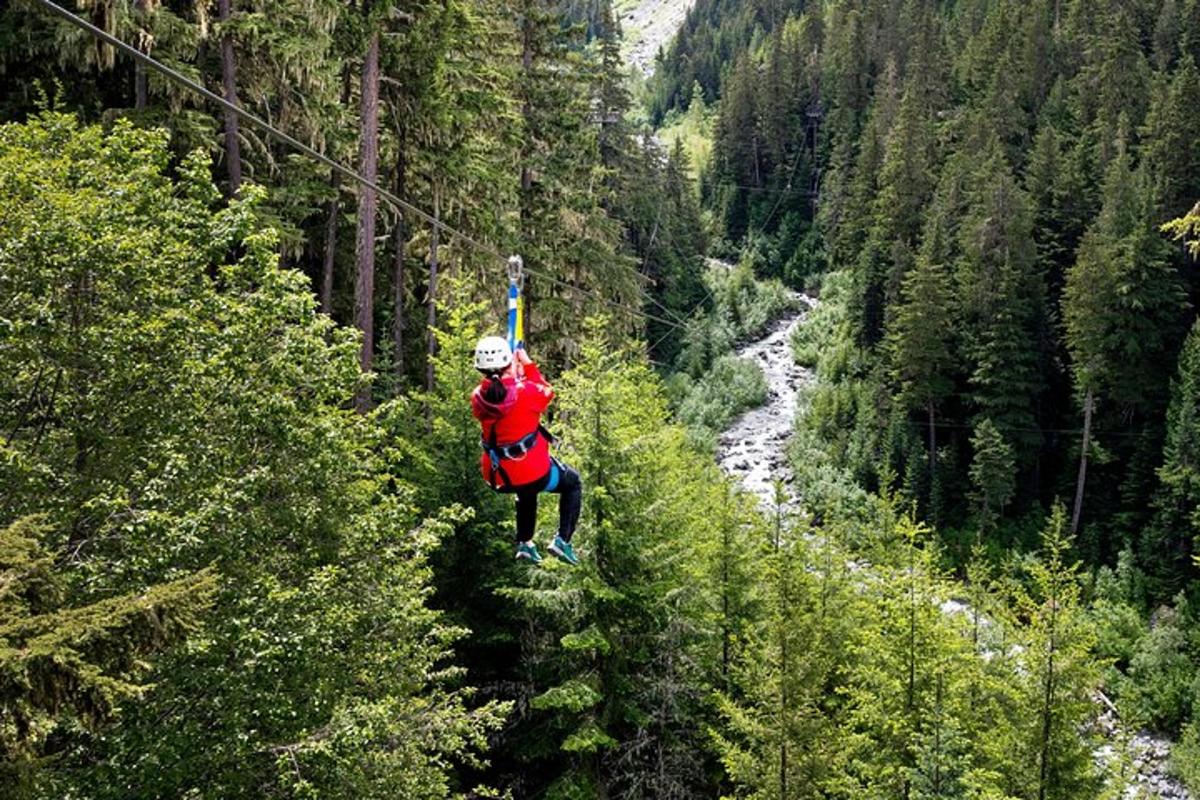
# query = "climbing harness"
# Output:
<box><xmin>485</xmin><ymin>429</ymin><xmax>540</xmax><ymax>463</ymax></box>
<box><xmin>507</xmin><ymin>255</ymin><xmax>525</xmax><ymax>353</ymax></box>
<box><xmin>481</xmin><ymin>423</ymin><xmax>557</xmax><ymax>490</ymax></box>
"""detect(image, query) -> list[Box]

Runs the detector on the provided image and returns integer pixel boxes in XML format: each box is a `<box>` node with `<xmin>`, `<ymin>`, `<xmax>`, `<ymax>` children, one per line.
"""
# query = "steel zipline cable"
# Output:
<box><xmin>27</xmin><ymin>0</ymin><xmax>693</xmax><ymax>333</ymax></box>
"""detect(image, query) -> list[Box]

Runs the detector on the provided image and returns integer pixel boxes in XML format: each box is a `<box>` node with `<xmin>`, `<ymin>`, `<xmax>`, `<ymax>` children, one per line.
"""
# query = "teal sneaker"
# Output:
<box><xmin>515</xmin><ymin>541</ymin><xmax>543</xmax><ymax>564</ymax></box>
<box><xmin>548</xmin><ymin>535</ymin><xmax>579</xmax><ymax>566</ymax></box>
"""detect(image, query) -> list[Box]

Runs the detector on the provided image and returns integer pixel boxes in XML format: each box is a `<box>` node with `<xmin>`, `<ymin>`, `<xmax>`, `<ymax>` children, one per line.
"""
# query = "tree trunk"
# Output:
<box><xmin>520</xmin><ymin>5</ymin><xmax>534</xmax><ymax>198</ymax></box>
<box><xmin>391</xmin><ymin>139</ymin><xmax>408</xmax><ymax>392</ymax></box>
<box><xmin>320</xmin><ymin>68</ymin><xmax>352</xmax><ymax>316</ymax></box>
<box><xmin>218</xmin><ymin>0</ymin><xmax>241</xmax><ymax>195</ymax></box>
<box><xmin>1037</xmin><ymin>593</ymin><xmax>1058</xmax><ymax>800</ymax></box>
<box><xmin>321</xmin><ymin>179</ymin><xmax>340</xmax><ymax>316</ymax></box>
<box><xmin>134</xmin><ymin>0</ymin><xmax>149</xmax><ymax>109</ymax></box>
<box><xmin>927</xmin><ymin>399</ymin><xmax>937</xmax><ymax>507</ymax></box>
<box><xmin>353</xmin><ymin>22</ymin><xmax>381</xmax><ymax>413</ymax></box>
<box><xmin>1070</xmin><ymin>389</ymin><xmax>1094</xmax><ymax>533</ymax></box>
<box><xmin>424</xmin><ymin>188</ymin><xmax>440</xmax><ymax>394</ymax></box>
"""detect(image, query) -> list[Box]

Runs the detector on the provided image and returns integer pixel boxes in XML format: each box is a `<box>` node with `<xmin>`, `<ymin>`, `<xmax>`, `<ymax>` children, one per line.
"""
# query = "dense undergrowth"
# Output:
<box><xmin>663</xmin><ymin>260</ymin><xmax>796</xmax><ymax>448</ymax></box>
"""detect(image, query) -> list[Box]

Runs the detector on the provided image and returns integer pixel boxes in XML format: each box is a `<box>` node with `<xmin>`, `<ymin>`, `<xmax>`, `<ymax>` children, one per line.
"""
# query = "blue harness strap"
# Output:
<box><xmin>542</xmin><ymin>461</ymin><xmax>561</xmax><ymax>493</ymax></box>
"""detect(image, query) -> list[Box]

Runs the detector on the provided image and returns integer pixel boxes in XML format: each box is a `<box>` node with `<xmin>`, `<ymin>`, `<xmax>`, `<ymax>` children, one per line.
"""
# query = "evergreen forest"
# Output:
<box><xmin>3</xmin><ymin>0</ymin><xmax>1200</xmax><ymax>797</ymax></box>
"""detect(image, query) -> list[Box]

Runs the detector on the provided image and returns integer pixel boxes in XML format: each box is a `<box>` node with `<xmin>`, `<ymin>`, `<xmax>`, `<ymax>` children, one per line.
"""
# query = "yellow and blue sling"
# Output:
<box><xmin>501</xmin><ymin>254</ymin><xmax>560</xmax><ymax>493</ymax></box>
<box><xmin>507</xmin><ymin>255</ymin><xmax>525</xmax><ymax>353</ymax></box>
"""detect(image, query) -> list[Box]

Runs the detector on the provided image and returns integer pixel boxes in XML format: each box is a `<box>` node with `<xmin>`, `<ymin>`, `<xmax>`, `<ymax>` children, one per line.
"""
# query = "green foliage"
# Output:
<box><xmin>673</xmin><ymin>355</ymin><xmax>767</xmax><ymax>447</ymax></box>
<box><xmin>1142</xmin><ymin>319</ymin><xmax>1200</xmax><ymax>597</ymax></box>
<box><xmin>681</xmin><ymin>0</ymin><xmax>1200</xmax><ymax>589</ymax></box>
<box><xmin>888</xmin><ymin>235</ymin><xmax>956</xmax><ymax>419</ymax></box>
<box><xmin>714</xmin><ymin>496</ymin><xmax>1116</xmax><ymax>800</ymax></box>
<box><xmin>531</xmin><ymin>680</ymin><xmax>604</xmax><ymax>713</ymax></box>
<box><xmin>1162</xmin><ymin>202</ymin><xmax>1200</xmax><ymax>258</ymax></box>
<box><xmin>0</xmin><ymin>113</ymin><xmax>506</xmax><ymax>797</ymax></box>
<box><xmin>1174</xmin><ymin>715</ymin><xmax>1200</xmax><ymax>791</ymax></box>
<box><xmin>1</xmin><ymin>516</ymin><xmax>215</xmax><ymax>791</ymax></box>
<box><xmin>1088</xmin><ymin>552</ymin><xmax>1149</xmax><ymax>669</ymax></box>
<box><xmin>656</xmin><ymin>83</ymin><xmax>715</xmax><ymax>180</ymax></box>
<box><xmin>712</xmin><ymin>514</ymin><xmax>852</xmax><ymax>799</ymax></box>
<box><xmin>1120</xmin><ymin>607</ymin><xmax>1197</xmax><ymax>732</ymax></box>
<box><xmin>1010</xmin><ymin>505</ymin><xmax>1105</xmax><ymax>799</ymax></box>
<box><xmin>1063</xmin><ymin>141</ymin><xmax>1187</xmax><ymax>408</ymax></box>
<box><xmin>969</xmin><ymin>419</ymin><xmax>1017</xmax><ymax>537</ymax></box>
<box><xmin>483</xmin><ymin>316</ymin><xmax>771</xmax><ymax>797</ymax></box>
<box><xmin>8</xmin><ymin>0</ymin><xmax>1200</xmax><ymax>792</ymax></box>
<box><xmin>674</xmin><ymin>261</ymin><xmax>798</xmax><ymax>377</ymax></box>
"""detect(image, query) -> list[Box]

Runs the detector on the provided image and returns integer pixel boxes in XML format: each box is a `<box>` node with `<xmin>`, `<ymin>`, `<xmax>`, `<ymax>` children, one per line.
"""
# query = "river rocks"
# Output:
<box><xmin>1094</xmin><ymin>700</ymin><xmax>1191</xmax><ymax>799</ymax></box>
<box><xmin>714</xmin><ymin>298</ymin><xmax>814</xmax><ymax>511</ymax></box>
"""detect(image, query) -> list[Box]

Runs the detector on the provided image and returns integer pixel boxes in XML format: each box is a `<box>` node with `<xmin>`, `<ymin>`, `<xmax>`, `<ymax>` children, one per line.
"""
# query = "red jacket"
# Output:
<box><xmin>472</xmin><ymin>362</ymin><xmax>554</xmax><ymax>488</ymax></box>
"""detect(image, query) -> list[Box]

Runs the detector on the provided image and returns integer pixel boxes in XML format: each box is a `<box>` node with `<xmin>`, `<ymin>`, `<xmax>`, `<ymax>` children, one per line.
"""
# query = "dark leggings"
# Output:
<box><xmin>505</xmin><ymin>458</ymin><xmax>582</xmax><ymax>543</ymax></box>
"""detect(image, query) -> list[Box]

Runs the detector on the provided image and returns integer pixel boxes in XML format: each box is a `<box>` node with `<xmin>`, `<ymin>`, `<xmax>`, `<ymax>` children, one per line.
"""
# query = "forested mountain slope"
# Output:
<box><xmin>686</xmin><ymin>0</ymin><xmax>1200</xmax><ymax>793</ymax></box>
<box><xmin>681</xmin><ymin>0</ymin><xmax>1200</xmax><ymax>583</ymax></box>
<box><xmin>645</xmin><ymin>0</ymin><xmax>806</xmax><ymax>120</ymax></box>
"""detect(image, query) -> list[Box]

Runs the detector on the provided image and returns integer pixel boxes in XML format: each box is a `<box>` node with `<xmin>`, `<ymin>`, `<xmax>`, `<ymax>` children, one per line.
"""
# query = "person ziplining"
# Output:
<box><xmin>471</xmin><ymin>257</ymin><xmax>582</xmax><ymax>565</ymax></box>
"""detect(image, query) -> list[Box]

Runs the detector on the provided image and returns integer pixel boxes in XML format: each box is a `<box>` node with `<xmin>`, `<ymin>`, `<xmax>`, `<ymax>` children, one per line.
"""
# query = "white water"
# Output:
<box><xmin>715</xmin><ymin>298</ymin><xmax>815</xmax><ymax>509</ymax></box>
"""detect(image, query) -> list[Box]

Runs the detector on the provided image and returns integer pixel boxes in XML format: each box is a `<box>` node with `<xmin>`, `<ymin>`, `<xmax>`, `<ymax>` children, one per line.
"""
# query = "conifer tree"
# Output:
<box><xmin>1063</xmin><ymin>138</ymin><xmax>1187</xmax><ymax>532</ymax></box>
<box><xmin>872</xmin><ymin>76</ymin><xmax>938</xmax><ymax>307</ymax></box>
<box><xmin>1153</xmin><ymin>0</ymin><xmax>1183</xmax><ymax>69</ymax></box>
<box><xmin>1</xmin><ymin>517</ymin><xmax>215</xmax><ymax>795</ymax></box>
<box><xmin>713</xmin><ymin>512</ymin><xmax>850</xmax><ymax>800</ymax></box>
<box><xmin>968</xmin><ymin>418</ymin><xmax>1016</xmax><ymax>539</ymax></box>
<box><xmin>493</xmin><ymin>318</ymin><xmax>757</xmax><ymax>795</ymax></box>
<box><xmin>888</xmin><ymin>209</ymin><xmax>956</xmax><ymax>495</ymax></box>
<box><xmin>1140</xmin><ymin>56</ymin><xmax>1200</xmax><ymax>221</ymax></box>
<box><xmin>1025</xmin><ymin>86</ymin><xmax>1098</xmax><ymax>296</ymax></box>
<box><xmin>843</xmin><ymin>61</ymin><xmax>901</xmax><ymax>348</ymax></box>
<box><xmin>1143</xmin><ymin>319</ymin><xmax>1200</xmax><ymax>596</ymax></box>
<box><xmin>1075</xmin><ymin>1</ymin><xmax>1152</xmax><ymax>169</ymax></box>
<box><xmin>955</xmin><ymin>143</ymin><xmax>1043</xmax><ymax>463</ymax></box>
<box><xmin>836</xmin><ymin>514</ymin><xmax>959</xmax><ymax>796</ymax></box>
<box><xmin>712</xmin><ymin>53</ymin><xmax>762</xmax><ymax>242</ymax></box>
<box><xmin>1012</xmin><ymin>505</ymin><xmax>1103</xmax><ymax>800</ymax></box>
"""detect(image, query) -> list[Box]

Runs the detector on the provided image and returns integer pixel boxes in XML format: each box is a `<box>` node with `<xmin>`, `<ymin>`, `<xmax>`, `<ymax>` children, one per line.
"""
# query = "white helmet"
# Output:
<box><xmin>474</xmin><ymin>336</ymin><xmax>513</xmax><ymax>372</ymax></box>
